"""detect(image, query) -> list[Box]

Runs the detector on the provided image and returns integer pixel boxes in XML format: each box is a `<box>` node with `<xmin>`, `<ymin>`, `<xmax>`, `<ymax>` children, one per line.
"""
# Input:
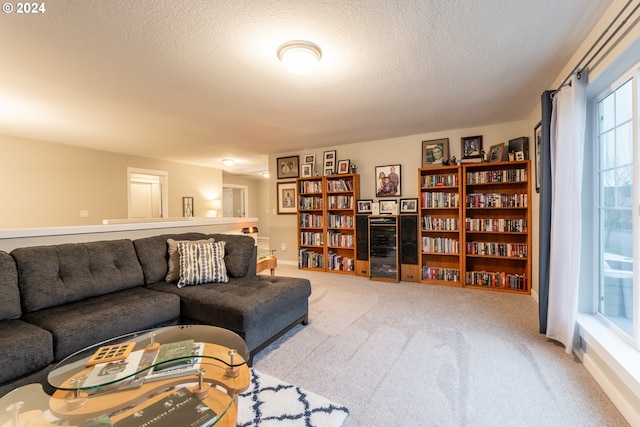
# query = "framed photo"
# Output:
<box><xmin>375</xmin><ymin>164</ymin><xmax>401</xmax><ymax>197</ymax></box>
<box><xmin>422</xmin><ymin>138</ymin><xmax>449</xmax><ymax>167</ymax></box>
<box><xmin>356</xmin><ymin>199</ymin><xmax>373</xmax><ymax>214</ymax></box>
<box><xmin>509</xmin><ymin>137</ymin><xmax>529</xmax><ymax>160</ymax></box>
<box><xmin>323</xmin><ymin>150</ymin><xmax>336</xmax><ymax>175</ymax></box>
<box><xmin>400</xmin><ymin>198</ymin><xmax>418</xmax><ymax>213</ymax></box>
<box><xmin>303</xmin><ymin>153</ymin><xmax>316</xmax><ymax>167</ymax></box>
<box><xmin>534</xmin><ymin>121</ymin><xmax>542</xmax><ymax>193</ymax></box>
<box><xmin>182</xmin><ymin>196</ymin><xmax>194</xmax><ymax>217</ymax></box>
<box><xmin>301</xmin><ymin>163</ymin><xmax>313</xmax><ymax>177</ymax></box>
<box><xmin>277</xmin><ymin>155</ymin><xmax>299</xmax><ymax>179</ymax></box>
<box><xmin>277</xmin><ymin>181</ymin><xmax>297</xmax><ymax>214</ymax></box>
<box><xmin>379</xmin><ymin>199</ymin><xmax>397</xmax><ymax>215</ymax></box>
<box><xmin>488</xmin><ymin>143</ymin><xmax>505</xmax><ymax>162</ymax></box>
<box><xmin>371</xmin><ymin>202</ymin><xmax>380</xmax><ymax>215</ymax></box>
<box><xmin>337</xmin><ymin>159</ymin><xmax>350</xmax><ymax>174</ymax></box>
<box><xmin>462</xmin><ymin>135</ymin><xmax>483</xmax><ymax>159</ymax></box>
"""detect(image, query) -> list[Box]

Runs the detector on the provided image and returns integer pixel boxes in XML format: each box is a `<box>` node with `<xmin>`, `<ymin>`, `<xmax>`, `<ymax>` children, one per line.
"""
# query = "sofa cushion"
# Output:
<box><xmin>133</xmin><ymin>233</ymin><xmax>208</xmax><ymax>284</ymax></box>
<box><xmin>12</xmin><ymin>240</ymin><xmax>144</xmax><ymax>313</ymax></box>
<box><xmin>0</xmin><ymin>320</ymin><xmax>53</xmax><ymax>384</ymax></box>
<box><xmin>0</xmin><ymin>251</ymin><xmax>21</xmax><ymax>320</ymax></box>
<box><xmin>22</xmin><ymin>287</ymin><xmax>180</xmax><ymax>361</ymax></box>
<box><xmin>166</xmin><ymin>238</ymin><xmax>214</xmax><ymax>283</ymax></box>
<box><xmin>205</xmin><ymin>234</ymin><xmax>256</xmax><ymax>278</ymax></box>
<box><xmin>177</xmin><ymin>240</ymin><xmax>228</xmax><ymax>287</ymax></box>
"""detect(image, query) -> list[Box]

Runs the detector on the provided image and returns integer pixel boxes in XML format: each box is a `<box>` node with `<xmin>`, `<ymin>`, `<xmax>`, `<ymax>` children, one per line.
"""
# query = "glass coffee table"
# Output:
<box><xmin>2</xmin><ymin>325</ymin><xmax>250</xmax><ymax>427</ymax></box>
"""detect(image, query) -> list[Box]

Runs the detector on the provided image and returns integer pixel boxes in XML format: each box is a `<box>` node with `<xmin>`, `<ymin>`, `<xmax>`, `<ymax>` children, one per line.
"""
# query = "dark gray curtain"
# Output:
<box><xmin>538</xmin><ymin>90</ymin><xmax>554</xmax><ymax>333</ymax></box>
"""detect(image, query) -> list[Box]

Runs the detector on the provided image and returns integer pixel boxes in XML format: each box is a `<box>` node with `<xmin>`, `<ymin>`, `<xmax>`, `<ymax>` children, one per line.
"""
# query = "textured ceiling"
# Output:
<box><xmin>0</xmin><ymin>0</ymin><xmax>611</xmax><ymax>176</ymax></box>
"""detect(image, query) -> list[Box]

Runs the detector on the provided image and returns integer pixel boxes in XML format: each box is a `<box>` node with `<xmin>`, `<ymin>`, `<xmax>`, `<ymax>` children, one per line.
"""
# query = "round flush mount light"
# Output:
<box><xmin>277</xmin><ymin>40</ymin><xmax>322</xmax><ymax>75</ymax></box>
<box><xmin>222</xmin><ymin>159</ymin><xmax>234</xmax><ymax>166</ymax></box>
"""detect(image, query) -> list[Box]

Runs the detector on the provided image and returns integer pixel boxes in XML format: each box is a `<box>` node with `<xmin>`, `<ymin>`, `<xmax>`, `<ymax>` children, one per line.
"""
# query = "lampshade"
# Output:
<box><xmin>242</xmin><ymin>226</ymin><xmax>259</xmax><ymax>234</ymax></box>
<box><xmin>277</xmin><ymin>41</ymin><xmax>322</xmax><ymax>75</ymax></box>
<box><xmin>211</xmin><ymin>200</ymin><xmax>222</xmax><ymax>210</ymax></box>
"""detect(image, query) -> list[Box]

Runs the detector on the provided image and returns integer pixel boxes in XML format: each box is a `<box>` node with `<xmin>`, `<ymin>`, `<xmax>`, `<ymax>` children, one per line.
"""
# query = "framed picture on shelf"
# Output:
<box><xmin>422</xmin><ymin>138</ymin><xmax>449</xmax><ymax>167</ymax></box>
<box><xmin>356</xmin><ymin>199</ymin><xmax>373</xmax><ymax>214</ymax></box>
<box><xmin>277</xmin><ymin>155</ymin><xmax>299</xmax><ymax>179</ymax></box>
<box><xmin>379</xmin><ymin>199</ymin><xmax>397</xmax><ymax>215</ymax></box>
<box><xmin>488</xmin><ymin>143</ymin><xmax>505</xmax><ymax>162</ymax></box>
<box><xmin>371</xmin><ymin>202</ymin><xmax>380</xmax><ymax>215</ymax></box>
<box><xmin>462</xmin><ymin>135</ymin><xmax>483</xmax><ymax>159</ymax></box>
<box><xmin>303</xmin><ymin>153</ymin><xmax>316</xmax><ymax>168</ymax></box>
<box><xmin>182</xmin><ymin>197</ymin><xmax>193</xmax><ymax>217</ymax></box>
<box><xmin>508</xmin><ymin>137</ymin><xmax>529</xmax><ymax>160</ymax></box>
<box><xmin>400</xmin><ymin>198</ymin><xmax>418</xmax><ymax>213</ymax></box>
<box><xmin>375</xmin><ymin>164</ymin><xmax>401</xmax><ymax>197</ymax></box>
<box><xmin>277</xmin><ymin>181</ymin><xmax>297</xmax><ymax>214</ymax></box>
<box><xmin>301</xmin><ymin>163</ymin><xmax>313</xmax><ymax>177</ymax></box>
<box><xmin>534</xmin><ymin>121</ymin><xmax>542</xmax><ymax>193</ymax></box>
<box><xmin>323</xmin><ymin>150</ymin><xmax>336</xmax><ymax>175</ymax></box>
<box><xmin>337</xmin><ymin>159</ymin><xmax>350</xmax><ymax>174</ymax></box>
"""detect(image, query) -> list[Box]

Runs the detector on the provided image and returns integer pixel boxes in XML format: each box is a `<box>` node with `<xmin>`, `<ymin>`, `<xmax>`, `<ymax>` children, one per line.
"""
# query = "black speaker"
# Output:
<box><xmin>355</xmin><ymin>215</ymin><xmax>369</xmax><ymax>261</ymax></box>
<box><xmin>399</xmin><ymin>214</ymin><xmax>418</xmax><ymax>265</ymax></box>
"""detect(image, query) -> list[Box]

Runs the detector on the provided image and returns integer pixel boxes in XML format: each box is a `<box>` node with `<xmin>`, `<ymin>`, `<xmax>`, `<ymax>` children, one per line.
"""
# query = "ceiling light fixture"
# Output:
<box><xmin>277</xmin><ymin>40</ymin><xmax>322</xmax><ymax>75</ymax></box>
<box><xmin>222</xmin><ymin>159</ymin><xmax>234</xmax><ymax>166</ymax></box>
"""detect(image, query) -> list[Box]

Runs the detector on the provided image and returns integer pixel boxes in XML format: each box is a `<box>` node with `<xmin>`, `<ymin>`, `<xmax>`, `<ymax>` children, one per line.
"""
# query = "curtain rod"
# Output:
<box><xmin>554</xmin><ymin>0</ymin><xmax>636</xmax><ymax>93</ymax></box>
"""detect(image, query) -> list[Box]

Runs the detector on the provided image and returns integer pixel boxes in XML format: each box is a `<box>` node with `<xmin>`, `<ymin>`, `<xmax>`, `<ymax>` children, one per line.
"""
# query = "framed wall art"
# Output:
<box><xmin>379</xmin><ymin>199</ymin><xmax>397</xmax><ymax>215</ymax></box>
<box><xmin>337</xmin><ymin>159</ymin><xmax>350</xmax><ymax>174</ymax></box>
<box><xmin>488</xmin><ymin>143</ymin><xmax>505</xmax><ymax>162</ymax></box>
<box><xmin>400</xmin><ymin>198</ymin><xmax>418</xmax><ymax>213</ymax></box>
<box><xmin>356</xmin><ymin>199</ymin><xmax>373</xmax><ymax>214</ymax></box>
<box><xmin>301</xmin><ymin>163</ymin><xmax>313</xmax><ymax>177</ymax></box>
<box><xmin>323</xmin><ymin>150</ymin><xmax>336</xmax><ymax>175</ymax></box>
<box><xmin>303</xmin><ymin>153</ymin><xmax>316</xmax><ymax>168</ymax></box>
<box><xmin>462</xmin><ymin>136</ymin><xmax>483</xmax><ymax>159</ymax></box>
<box><xmin>277</xmin><ymin>155</ymin><xmax>299</xmax><ymax>179</ymax></box>
<box><xmin>375</xmin><ymin>164</ymin><xmax>401</xmax><ymax>197</ymax></box>
<box><xmin>534</xmin><ymin>121</ymin><xmax>542</xmax><ymax>193</ymax></box>
<box><xmin>277</xmin><ymin>181</ymin><xmax>297</xmax><ymax>214</ymax></box>
<box><xmin>182</xmin><ymin>196</ymin><xmax>194</xmax><ymax>217</ymax></box>
<box><xmin>422</xmin><ymin>138</ymin><xmax>449</xmax><ymax>167</ymax></box>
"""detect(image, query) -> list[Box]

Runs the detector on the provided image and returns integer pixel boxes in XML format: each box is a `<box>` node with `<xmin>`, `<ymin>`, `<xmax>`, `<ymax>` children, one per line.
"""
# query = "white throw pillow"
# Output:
<box><xmin>177</xmin><ymin>240</ymin><xmax>228</xmax><ymax>287</ymax></box>
<box><xmin>165</xmin><ymin>238</ymin><xmax>214</xmax><ymax>283</ymax></box>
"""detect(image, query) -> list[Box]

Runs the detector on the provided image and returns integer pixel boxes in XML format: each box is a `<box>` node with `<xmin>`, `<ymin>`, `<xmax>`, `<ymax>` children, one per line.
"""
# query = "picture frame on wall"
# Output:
<box><xmin>303</xmin><ymin>153</ymin><xmax>316</xmax><ymax>168</ymax></box>
<box><xmin>277</xmin><ymin>155</ymin><xmax>299</xmax><ymax>179</ymax></box>
<box><xmin>379</xmin><ymin>199</ymin><xmax>397</xmax><ymax>215</ymax></box>
<box><xmin>277</xmin><ymin>181</ymin><xmax>297</xmax><ymax>214</ymax></box>
<box><xmin>301</xmin><ymin>163</ymin><xmax>313</xmax><ymax>177</ymax></box>
<box><xmin>400</xmin><ymin>198</ymin><xmax>418</xmax><ymax>213</ymax></box>
<box><xmin>337</xmin><ymin>159</ymin><xmax>350</xmax><ymax>174</ymax></box>
<box><xmin>462</xmin><ymin>135</ymin><xmax>483</xmax><ymax>159</ymax></box>
<box><xmin>488</xmin><ymin>143</ymin><xmax>505</xmax><ymax>162</ymax></box>
<box><xmin>323</xmin><ymin>150</ymin><xmax>336</xmax><ymax>175</ymax></box>
<box><xmin>422</xmin><ymin>138</ymin><xmax>449</xmax><ymax>167</ymax></box>
<box><xmin>375</xmin><ymin>164</ymin><xmax>401</xmax><ymax>197</ymax></box>
<box><xmin>182</xmin><ymin>196</ymin><xmax>194</xmax><ymax>217</ymax></box>
<box><xmin>534</xmin><ymin>121</ymin><xmax>542</xmax><ymax>193</ymax></box>
<box><xmin>356</xmin><ymin>199</ymin><xmax>373</xmax><ymax>214</ymax></box>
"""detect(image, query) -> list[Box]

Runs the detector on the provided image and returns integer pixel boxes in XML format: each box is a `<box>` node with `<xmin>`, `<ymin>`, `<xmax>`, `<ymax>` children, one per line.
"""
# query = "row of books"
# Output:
<box><xmin>465</xmin><ymin>271</ymin><xmax>528</xmax><ymax>290</ymax></box>
<box><xmin>421</xmin><ymin>237</ymin><xmax>460</xmax><ymax>254</ymax></box>
<box><xmin>421</xmin><ymin>267</ymin><xmax>460</xmax><ymax>282</ymax></box>
<box><xmin>421</xmin><ymin>174</ymin><xmax>458</xmax><ymax>188</ymax></box>
<box><xmin>299</xmin><ymin>213</ymin><xmax>323</xmax><ymax>228</ymax></box>
<box><xmin>466</xmin><ymin>193</ymin><xmax>527</xmax><ymax>208</ymax></box>
<box><xmin>327</xmin><ymin>251</ymin><xmax>354</xmax><ymax>271</ymax></box>
<box><xmin>465</xmin><ymin>218</ymin><xmax>528</xmax><ymax>232</ymax></box>
<box><xmin>327</xmin><ymin>195</ymin><xmax>353</xmax><ymax>209</ymax></box>
<box><xmin>299</xmin><ymin>196</ymin><xmax>323</xmax><ymax>210</ymax></box>
<box><xmin>466</xmin><ymin>241</ymin><xmax>528</xmax><ymax>257</ymax></box>
<box><xmin>300</xmin><ymin>232</ymin><xmax>323</xmax><ymax>246</ymax></box>
<box><xmin>299</xmin><ymin>180</ymin><xmax>323</xmax><ymax>194</ymax></box>
<box><xmin>328</xmin><ymin>232</ymin><xmax>354</xmax><ymax>248</ymax></box>
<box><xmin>326</xmin><ymin>179</ymin><xmax>355</xmax><ymax>192</ymax></box>
<box><xmin>465</xmin><ymin>169</ymin><xmax>527</xmax><ymax>184</ymax></box>
<box><xmin>328</xmin><ymin>214</ymin><xmax>354</xmax><ymax>229</ymax></box>
<box><xmin>421</xmin><ymin>192</ymin><xmax>460</xmax><ymax>208</ymax></box>
<box><xmin>422</xmin><ymin>216</ymin><xmax>459</xmax><ymax>231</ymax></box>
<box><xmin>298</xmin><ymin>248</ymin><xmax>324</xmax><ymax>268</ymax></box>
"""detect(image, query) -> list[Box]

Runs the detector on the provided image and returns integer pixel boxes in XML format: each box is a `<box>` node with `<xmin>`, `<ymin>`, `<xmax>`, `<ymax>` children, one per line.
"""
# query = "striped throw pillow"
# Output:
<box><xmin>177</xmin><ymin>240</ymin><xmax>228</xmax><ymax>287</ymax></box>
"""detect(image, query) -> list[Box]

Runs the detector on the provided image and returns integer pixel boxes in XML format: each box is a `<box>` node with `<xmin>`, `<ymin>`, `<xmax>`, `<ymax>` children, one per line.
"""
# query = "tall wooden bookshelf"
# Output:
<box><xmin>463</xmin><ymin>161</ymin><xmax>531</xmax><ymax>294</ymax></box>
<box><xmin>418</xmin><ymin>165</ymin><xmax>463</xmax><ymax>286</ymax></box>
<box><xmin>297</xmin><ymin>174</ymin><xmax>360</xmax><ymax>274</ymax></box>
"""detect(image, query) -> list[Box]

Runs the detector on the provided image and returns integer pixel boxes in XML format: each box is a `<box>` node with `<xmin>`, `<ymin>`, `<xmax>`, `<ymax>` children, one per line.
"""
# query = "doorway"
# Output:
<box><xmin>222</xmin><ymin>185</ymin><xmax>248</xmax><ymax>218</ymax></box>
<box><xmin>127</xmin><ymin>168</ymin><xmax>168</xmax><ymax>219</ymax></box>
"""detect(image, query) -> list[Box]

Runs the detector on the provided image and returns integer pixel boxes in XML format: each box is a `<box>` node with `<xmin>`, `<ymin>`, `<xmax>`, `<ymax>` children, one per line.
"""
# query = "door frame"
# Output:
<box><xmin>127</xmin><ymin>167</ymin><xmax>169</xmax><ymax>219</ymax></box>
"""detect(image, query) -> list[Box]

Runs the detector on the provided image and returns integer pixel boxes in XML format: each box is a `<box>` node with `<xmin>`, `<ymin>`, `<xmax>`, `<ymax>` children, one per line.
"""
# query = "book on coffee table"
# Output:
<box><xmin>114</xmin><ymin>387</ymin><xmax>217</xmax><ymax>427</ymax></box>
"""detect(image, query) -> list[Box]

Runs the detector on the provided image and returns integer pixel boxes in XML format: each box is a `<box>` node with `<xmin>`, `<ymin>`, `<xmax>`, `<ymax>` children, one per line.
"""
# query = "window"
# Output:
<box><xmin>596</xmin><ymin>75</ymin><xmax>636</xmax><ymax>338</ymax></box>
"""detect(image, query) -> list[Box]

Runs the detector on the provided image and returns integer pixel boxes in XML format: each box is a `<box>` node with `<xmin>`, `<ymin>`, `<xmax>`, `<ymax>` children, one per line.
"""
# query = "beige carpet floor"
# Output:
<box><xmin>252</xmin><ymin>264</ymin><xmax>629</xmax><ymax>427</ymax></box>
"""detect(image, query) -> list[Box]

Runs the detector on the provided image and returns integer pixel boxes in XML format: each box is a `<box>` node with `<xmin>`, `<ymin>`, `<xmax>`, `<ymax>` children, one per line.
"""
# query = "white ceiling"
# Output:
<box><xmin>0</xmin><ymin>0</ymin><xmax>611</xmax><ymax>176</ymax></box>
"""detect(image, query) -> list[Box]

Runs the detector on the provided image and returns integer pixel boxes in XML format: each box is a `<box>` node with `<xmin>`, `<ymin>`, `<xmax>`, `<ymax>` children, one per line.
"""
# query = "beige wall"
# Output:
<box><xmin>268</xmin><ymin>120</ymin><xmax>529</xmax><ymax>264</ymax></box>
<box><xmin>0</xmin><ymin>135</ymin><xmax>223</xmax><ymax>228</ymax></box>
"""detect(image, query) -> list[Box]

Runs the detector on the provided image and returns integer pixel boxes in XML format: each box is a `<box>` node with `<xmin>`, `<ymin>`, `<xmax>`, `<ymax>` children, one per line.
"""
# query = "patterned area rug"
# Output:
<box><xmin>237</xmin><ymin>370</ymin><xmax>349</xmax><ymax>427</ymax></box>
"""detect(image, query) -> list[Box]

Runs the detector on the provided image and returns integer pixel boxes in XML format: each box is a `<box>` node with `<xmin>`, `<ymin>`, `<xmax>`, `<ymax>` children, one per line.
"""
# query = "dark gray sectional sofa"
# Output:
<box><xmin>0</xmin><ymin>232</ymin><xmax>311</xmax><ymax>397</ymax></box>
